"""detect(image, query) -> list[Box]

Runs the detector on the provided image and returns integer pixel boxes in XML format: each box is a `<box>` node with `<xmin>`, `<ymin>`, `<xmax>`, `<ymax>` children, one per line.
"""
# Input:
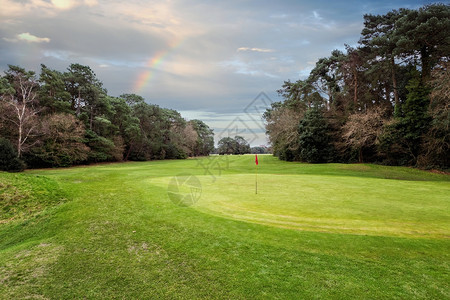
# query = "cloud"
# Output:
<box><xmin>0</xmin><ymin>0</ymin><xmax>98</xmax><ymax>20</ymax></box>
<box><xmin>51</xmin><ymin>0</ymin><xmax>78</xmax><ymax>10</ymax></box>
<box><xmin>0</xmin><ymin>0</ymin><xmax>50</xmax><ymax>19</ymax></box>
<box><xmin>0</xmin><ymin>0</ymin><xmax>426</xmax><ymax>124</ymax></box>
<box><xmin>3</xmin><ymin>33</ymin><xmax>50</xmax><ymax>43</ymax></box>
<box><xmin>18</xmin><ymin>32</ymin><xmax>50</xmax><ymax>43</ymax></box>
<box><xmin>237</xmin><ymin>47</ymin><xmax>275</xmax><ymax>53</ymax></box>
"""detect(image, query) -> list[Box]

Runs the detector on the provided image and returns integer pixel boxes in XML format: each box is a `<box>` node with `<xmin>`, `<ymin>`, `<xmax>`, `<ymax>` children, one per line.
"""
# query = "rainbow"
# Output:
<box><xmin>133</xmin><ymin>39</ymin><xmax>183</xmax><ymax>94</ymax></box>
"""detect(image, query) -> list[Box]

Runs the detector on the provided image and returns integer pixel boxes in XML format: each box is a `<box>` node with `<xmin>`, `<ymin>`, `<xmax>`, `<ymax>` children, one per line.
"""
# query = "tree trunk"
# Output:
<box><xmin>18</xmin><ymin>121</ymin><xmax>22</xmax><ymax>157</ymax></box>
<box><xmin>391</xmin><ymin>56</ymin><xmax>399</xmax><ymax>106</ymax></box>
<box><xmin>89</xmin><ymin>106</ymin><xmax>93</xmax><ymax>130</ymax></box>
<box><xmin>385</xmin><ymin>82</ymin><xmax>391</xmax><ymax>106</ymax></box>
<box><xmin>421</xmin><ymin>46</ymin><xmax>431</xmax><ymax>83</ymax></box>
<box><xmin>125</xmin><ymin>143</ymin><xmax>132</xmax><ymax>161</ymax></box>
<box><xmin>353</xmin><ymin>69</ymin><xmax>358</xmax><ymax>106</ymax></box>
<box><xmin>76</xmin><ymin>88</ymin><xmax>81</xmax><ymax>116</ymax></box>
<box><xmin>327</xmin><ymin>91</ymin><xmax>332</xmax><ymax>110</ymax></box>
<box><xmin>17</xmin><ymin>101</ymin><xmax>26</xmax><ymax>158</ymax></box>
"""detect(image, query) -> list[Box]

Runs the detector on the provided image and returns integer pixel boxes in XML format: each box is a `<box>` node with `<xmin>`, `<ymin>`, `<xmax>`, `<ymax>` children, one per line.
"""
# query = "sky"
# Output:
<box><xmin>0</xmin><ymin>0</ymin><xmax>435</xmax><ymax>146</ymax></box>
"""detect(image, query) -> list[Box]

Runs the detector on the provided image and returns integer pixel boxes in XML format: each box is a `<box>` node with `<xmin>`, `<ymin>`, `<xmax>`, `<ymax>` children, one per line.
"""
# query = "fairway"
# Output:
<box><xmin>1</xmin><ymin>155</ymin><xmax>449</xmax><ymax>299</ymax></box>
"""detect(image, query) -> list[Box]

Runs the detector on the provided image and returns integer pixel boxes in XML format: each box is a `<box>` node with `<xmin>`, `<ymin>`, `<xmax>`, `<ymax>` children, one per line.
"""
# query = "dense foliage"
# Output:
<box><xmin>250</xmin><ymin>146</ymin><xmax>271</xmax><ymax>154</ymax></box>
<box><xmin>264</xmin><ymin>4</ymin><xmax>449</xmax><ymax>169</ymax></box>
<box><xmin>0</xmin><ymin>64</ymin><xmax>214</xmax><ymax>169</ymax></box>
<box><xmin>0</xmin><ymin>138</ymin><xmax>25</xmax><ymax>172</ymax></box>
<box><xmin>217</xmin><ymin>136</ymin><xmax>251</xmax><ymax>155</ymax></box>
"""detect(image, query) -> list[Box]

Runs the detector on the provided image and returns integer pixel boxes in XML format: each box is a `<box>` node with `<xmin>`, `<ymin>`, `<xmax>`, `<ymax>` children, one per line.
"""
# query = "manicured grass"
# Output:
<box><xmin>0</xmin><ymin>155</ymin><xmax>449</xmax><ymax>299</ymax></box>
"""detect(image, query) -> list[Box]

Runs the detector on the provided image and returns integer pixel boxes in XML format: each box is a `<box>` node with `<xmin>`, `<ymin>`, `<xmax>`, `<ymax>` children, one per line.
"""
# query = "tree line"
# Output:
<box><xmin>216</xmin><ymin>136</ymin><xmax>251</xmax><ymax>155</ymax></box>
<box><xmin>0</xmin><ymin>64</ymin><xmax>214</xmax><ymax>171</ymax></box>
<box><xmin>264</xmin><ymin>4</ymin><xmax>449</xmax><ymax>169</ymax></box>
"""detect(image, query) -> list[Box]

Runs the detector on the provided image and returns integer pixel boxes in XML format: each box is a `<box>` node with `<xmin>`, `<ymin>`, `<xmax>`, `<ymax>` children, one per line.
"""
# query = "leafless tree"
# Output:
<box><xmin>38</xmin><ymin>113</ymin><xmax>90</xmax><ymax>164</ymax></box>
<box><xmin>0</xmin><ymin>68</ymin><xmax>40</xmax><ymax>157</ymax></box>
<box><xmin>341</xmin><ymin>106</ymin><xmax>388</xmax><ymax>163</ymax></box>
<box><xmin>171</xmin><ymin>122</ymin><xmax>198</xmax><ymax>157</ymax></box>
<box><xmin>265</xmin><ymin>107</ymin><xmax>304</xmax><ymax>152</ymax></box>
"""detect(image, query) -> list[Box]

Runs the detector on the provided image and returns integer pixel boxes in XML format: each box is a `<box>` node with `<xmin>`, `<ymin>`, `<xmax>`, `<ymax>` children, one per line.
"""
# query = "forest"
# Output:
<box><xmin>1</xmin><ymin>4</ymin><xmax>449</xmax><ymax>171</ymax></box>
<box><xmin>0</xmin><ymin>64</ymin><xmax>214</xmax><ymax>171</ymax></box>
<box><xmin>264</xmin><ymin>4</ymin><xmax>449</xmax><ymax>169</ymax></box>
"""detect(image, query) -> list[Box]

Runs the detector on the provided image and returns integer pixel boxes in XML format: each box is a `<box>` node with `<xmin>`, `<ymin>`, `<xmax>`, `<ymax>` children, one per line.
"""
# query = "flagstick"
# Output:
<box><xmin>255</xmin><ymin>160</ymin><xmax>258</xmax><ymax>195</ymax></box>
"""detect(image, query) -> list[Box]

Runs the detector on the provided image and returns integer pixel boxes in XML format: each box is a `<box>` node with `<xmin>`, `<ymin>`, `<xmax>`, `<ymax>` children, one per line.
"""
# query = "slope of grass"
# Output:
<box><xmin>0</xmin><ymin>155</ymin><xmax>449</xmax><ymax>299</ymax></box>
<box><xmin>0</xmin><ymin>173</ymin><xmax>67</xmax><ymax>224</ymax></box>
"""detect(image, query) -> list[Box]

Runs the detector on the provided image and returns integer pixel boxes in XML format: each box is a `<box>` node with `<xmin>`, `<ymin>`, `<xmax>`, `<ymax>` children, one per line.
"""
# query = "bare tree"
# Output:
<box><xmin>265</xmin><ymin>107</ymin><xmax>304</xmax><ymax>153</ymax></box>
<box><xmin>0</xmin><ymin>67</ymin><xmax>40</xmax><ymax>157</ymax></box>
<box><xmin>37</xmin><ymin>113</ymin><xmax>90</xmax><ymax>166</ymax></box>
<box><xmin>170</xmin><ymin>122</ymin><xmax>198</xmax><ymax>157</ymax></box>
<box><xmin>342</xmin><ymin>106</ymin><xmax>388</xmax><ymax>163</ymax></box>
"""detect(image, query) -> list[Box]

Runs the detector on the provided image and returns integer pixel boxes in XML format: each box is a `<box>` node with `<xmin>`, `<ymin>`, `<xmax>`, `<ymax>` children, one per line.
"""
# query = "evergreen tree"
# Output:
<box><xmin>0</xmin><ymin>138</ymin><xmax>25</xmax><ymax>172</ymax></box>
<box><xmin>394</xmin><ymin>4</ymin><xmax>450</xmax><ymax>82</ymax></box>
<box><xmin>418</xmin><ymin>61</ymin><xmax>450</xmax><ymax>169</ymax></box>
<box><xmin>298</xmin><ymin>107</ymin><xmax>333</xmax><ymax>163</ymax></box>
<box><xmin>380</xmin><ymin>74</ymin><xmax>431</xmax><ymax>165</ymax></box>
<box><xmin>190</xmin><ymin>119</ymin><xmax>214</xmax><ymax>156</ymax></box>
<box><xmin>39</xmin><ymin>64</ymin><xmax>72</xmax><ymax>114</ymax></box>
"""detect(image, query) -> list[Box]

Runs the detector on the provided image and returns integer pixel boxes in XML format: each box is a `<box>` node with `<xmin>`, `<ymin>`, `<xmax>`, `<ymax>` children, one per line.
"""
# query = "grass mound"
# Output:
<box><xmin>0</xmin><ymin>172</ymin><xmax>67</xmax><ymax>223</ymax></box>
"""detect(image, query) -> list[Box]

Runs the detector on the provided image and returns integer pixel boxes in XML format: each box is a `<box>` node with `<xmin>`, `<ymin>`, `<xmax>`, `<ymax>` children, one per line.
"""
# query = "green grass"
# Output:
<box><xmin>0</xmin><ymin>173</ymin><xmax>67</xmax><ymax>223</ymax></box>
<box><xmin>0</xmin><ymin>155</ymin><xmax>449</xmax><ymax>299</ymax></box>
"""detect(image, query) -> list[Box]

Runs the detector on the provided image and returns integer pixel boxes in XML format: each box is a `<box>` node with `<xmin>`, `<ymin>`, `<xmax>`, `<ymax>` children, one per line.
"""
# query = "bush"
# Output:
<box><xmin>0</xmin><ymin>138</ymin><xmax>26</xmax><ymax>172</ymax></box>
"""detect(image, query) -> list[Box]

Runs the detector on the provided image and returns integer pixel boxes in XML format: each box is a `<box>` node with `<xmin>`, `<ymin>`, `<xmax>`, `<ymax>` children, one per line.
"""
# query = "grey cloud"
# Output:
<box><xmin>1</xmin><ymin>0</ymin><xmax>433</xmax><ymax>139</ymax></box>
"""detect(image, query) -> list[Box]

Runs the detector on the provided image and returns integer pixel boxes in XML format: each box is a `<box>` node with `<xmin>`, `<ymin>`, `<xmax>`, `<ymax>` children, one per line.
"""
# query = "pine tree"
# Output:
<box><xmin>298</xmin><ymin>107</ymin><xmax>334</xmax><ymax>163</ymax></box>
<box><xmin>380</xmin><ymin>74</ymin><xmax>431</xmax><ymax>165</ymax></box>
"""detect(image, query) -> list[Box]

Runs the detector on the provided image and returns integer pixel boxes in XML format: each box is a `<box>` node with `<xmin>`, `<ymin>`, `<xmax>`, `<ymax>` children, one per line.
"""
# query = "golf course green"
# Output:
<box><xmin>1</xmin><ymin>155</ymin><xmax>449</xmax><ymax>299</ymax></box>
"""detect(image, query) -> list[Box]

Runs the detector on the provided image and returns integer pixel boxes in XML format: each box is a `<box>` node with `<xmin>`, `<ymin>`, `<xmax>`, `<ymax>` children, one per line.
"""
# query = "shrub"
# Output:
<box><xmin>0</xmin><ymin>138</ymin><xmax>26</xmax><ymax>172</ymax></box>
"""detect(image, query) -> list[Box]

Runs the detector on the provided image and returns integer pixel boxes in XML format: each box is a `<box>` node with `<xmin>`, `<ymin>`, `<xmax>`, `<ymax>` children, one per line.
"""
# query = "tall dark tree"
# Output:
<box><xmin>119</xmin><ymin>93</ymin><xmax>145</xmax><ymax>107</ymax></box>
<box><xmin>419</xmin><ymin>60</ymin><xmax>450</xmax><ymax>168</ymax></box>
<box><xmin>339</xmin><ymin>45</ymin><xmax>369</xmax><ymax>112</ymax></box>
<box><xmin>360</xmin><ymin>9</ymin><xmax>409</xmax><ymax>107</ymax></box>
<box><xmin>130</xmin><ymin>102</ymin><xmax>163</xmax><ymax>160</ymax></box>
<box><xmin>380</xmin><ymin>73</ymin><xmax>431</xmax><ymax>165</ymax></box>
<box><xmin>190</xmin><ymin>119</ymin><xmax>214</xmax><ymax>156</ymax></box>
<box><xmin>111</xmin><ymin>96</ymin><xmax>141</xmax><ymax>160</ymax></box>
<box><xmin>307</xmin><ymin>50</ymin><xmax>345</xmax><ymax>109</ymax></box>
<box><xmin>65</xmin><ymin>63</ymin><xmax>109</xmax><ymax>129</ymax></box>
<box><xmin>395</xmin><ymin>4</ymin><xmax>450</xmax><ymax>82</ymax></box>
<box><xmin>39</xmin><ymin>64</ymin><xmax>71</xmax><ymax>114</ymax></box>
<box><xmin>297</xmin><ymin>107</ymin><xmax>334</xmax><ymax>163</ymax></box>
<box><xmin>277</xmin><ymin>79</ymin><xmax>323</xmax><ymax>111</ymax></box>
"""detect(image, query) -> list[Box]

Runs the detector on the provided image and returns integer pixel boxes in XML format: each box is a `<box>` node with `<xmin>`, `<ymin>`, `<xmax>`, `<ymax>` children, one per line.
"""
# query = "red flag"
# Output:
<box><xmin>255</xmin><ymin>154</ymin><xmax>258</xmax><ymax>165</ymax></box>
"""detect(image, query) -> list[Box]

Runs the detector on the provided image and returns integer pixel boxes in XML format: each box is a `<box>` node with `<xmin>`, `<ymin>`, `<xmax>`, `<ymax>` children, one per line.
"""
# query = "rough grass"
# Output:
<box><xmin>0</xmin><ymin>155</ymin><xmax>449</xmax><ymax>299</ymax></box>
<box><xmin>0</xmin><ymin>173</ymin><xmax>67</xmax><ymax>223</ymax></box>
